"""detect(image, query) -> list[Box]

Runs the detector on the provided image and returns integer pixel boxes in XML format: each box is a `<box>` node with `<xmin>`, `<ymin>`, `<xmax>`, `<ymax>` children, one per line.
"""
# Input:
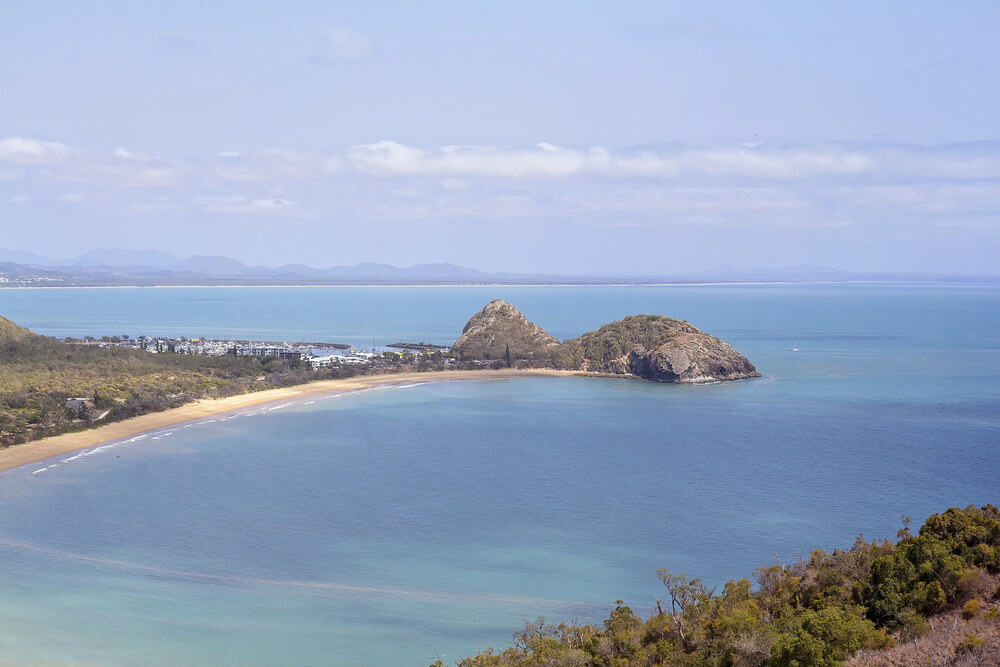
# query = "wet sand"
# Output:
<box><xmin>0</xmin><ymin>369</ymin><xmax>580</xmax><ymax>473</ymax></box>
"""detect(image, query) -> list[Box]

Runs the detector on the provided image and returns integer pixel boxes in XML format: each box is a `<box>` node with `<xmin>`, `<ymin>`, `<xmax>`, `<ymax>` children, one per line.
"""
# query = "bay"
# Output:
<box><xmin>0</xmin><ymin>284</ymin><xmax>997</xmax><ymax>665</ymax></box>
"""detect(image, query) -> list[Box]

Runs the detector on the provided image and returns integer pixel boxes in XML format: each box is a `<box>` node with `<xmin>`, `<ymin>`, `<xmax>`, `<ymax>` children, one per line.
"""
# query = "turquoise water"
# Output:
<box><xmin>0</xmin><ymin>285</ymin><xmax>998</xmax><ymax>665</ymax></box>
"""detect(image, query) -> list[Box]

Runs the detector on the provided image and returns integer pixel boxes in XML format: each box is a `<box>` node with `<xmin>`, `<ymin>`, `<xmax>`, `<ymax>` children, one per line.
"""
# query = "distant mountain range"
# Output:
<box><xmin>0</xmin><ymin>248</ymin><xmax>997</xmax><ymax>287</ymax></box>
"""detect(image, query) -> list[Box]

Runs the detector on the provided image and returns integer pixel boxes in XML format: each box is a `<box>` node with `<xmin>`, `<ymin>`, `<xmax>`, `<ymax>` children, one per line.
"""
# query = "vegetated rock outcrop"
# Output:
<box><xmin>452</xmin><ymin>300</ymin><xmax>559</xmax><ymax>361</ymax></box>
<box><xmin>561</xmin><ymin>315</ymin><xmax>761</xmax><ymax>383</ymax></box>
<box><xmin>452</xmin><ymin>302</ymin><xmax>760</xmax><ymax>383</ymax></box>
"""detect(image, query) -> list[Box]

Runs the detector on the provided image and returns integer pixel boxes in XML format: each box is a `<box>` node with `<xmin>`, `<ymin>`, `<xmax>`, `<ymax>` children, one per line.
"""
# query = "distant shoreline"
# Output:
<box><xmin>4</xmin><ymin>279</ymin><xmax>998</xmax><ymax>291</ymax></box>
<box><xmin>0</xmin><ymin>369</ymin><xmax>580</xmax><ymax>474</ymax></box>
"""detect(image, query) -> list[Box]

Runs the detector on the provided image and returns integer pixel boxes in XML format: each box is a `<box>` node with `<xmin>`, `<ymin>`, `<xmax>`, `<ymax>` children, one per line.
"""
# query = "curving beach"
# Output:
<box><xmin>0</xmin><ymin>368</ymin><xmax>578</xmax><ymax>474</ymax></box>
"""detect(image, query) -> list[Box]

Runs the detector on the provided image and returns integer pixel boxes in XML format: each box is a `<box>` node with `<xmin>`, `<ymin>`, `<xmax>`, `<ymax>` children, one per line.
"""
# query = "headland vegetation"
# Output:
<box><xmin>441</xmin><ymin>504</ymin><xmax>1000</xmax><ymax>666</ymax></box>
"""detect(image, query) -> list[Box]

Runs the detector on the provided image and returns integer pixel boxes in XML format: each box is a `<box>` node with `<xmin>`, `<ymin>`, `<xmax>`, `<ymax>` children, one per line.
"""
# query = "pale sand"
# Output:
<box><xmin>0</xmin><ymin>369</ymin><xmax>581</xmax><ymax>473</ymax></box>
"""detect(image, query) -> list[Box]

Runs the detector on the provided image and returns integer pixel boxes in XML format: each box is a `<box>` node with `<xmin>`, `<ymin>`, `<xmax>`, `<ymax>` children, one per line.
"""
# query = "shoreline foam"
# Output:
<box><xmin>0</xmin><ymin>369</ymin><xmax>578</xmax><ymax>474</ymax></box>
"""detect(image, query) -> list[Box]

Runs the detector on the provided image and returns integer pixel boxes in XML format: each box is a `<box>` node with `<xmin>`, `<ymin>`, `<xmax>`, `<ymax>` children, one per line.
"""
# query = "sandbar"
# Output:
<box><xmin>0</xmin><ymin>369</ymin><xmax>580</xmax><ymax>474</ymax></box>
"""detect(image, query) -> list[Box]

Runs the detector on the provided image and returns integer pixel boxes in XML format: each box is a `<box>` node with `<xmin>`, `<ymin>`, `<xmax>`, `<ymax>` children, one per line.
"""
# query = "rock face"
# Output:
<box><xmin>452</xmin><ymin>300</ymin><xmax>559</xmax><ymax>361</ymax></box>
<box><xmin>562</xmin><ymin>315</ymin><xmax>760</xmax><ymax>383</ymax></box>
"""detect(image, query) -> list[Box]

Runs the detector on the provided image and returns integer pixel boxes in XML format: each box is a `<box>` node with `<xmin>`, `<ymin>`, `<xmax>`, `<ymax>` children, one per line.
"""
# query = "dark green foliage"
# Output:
<box><xmin>567</xmin><ymin>315</ymin><xmax>691</xmax><ymax>369</ymax></box>
<box><xmin>771</xmin><ymin>606</ymin><xmax>884</xmax><ymax>666</ymax></box>
<box><xmin>548</xmin><ymin>340</ymin><xmax>585</xmax><ymax>370</ymax></box>
<box><xmin>869</xmin><ymin>504</ymin><xmax>1000</xmax><ymax>626</ymax></box>
<box><xmin>920</xmin><ymin>504</ymin><xmax>1000</xmax><ymax>571</ymax></box>
<box><xmin>454</xmin><ymin>506</ymin><xmax>999</xmax><ymax>666</ymax></box>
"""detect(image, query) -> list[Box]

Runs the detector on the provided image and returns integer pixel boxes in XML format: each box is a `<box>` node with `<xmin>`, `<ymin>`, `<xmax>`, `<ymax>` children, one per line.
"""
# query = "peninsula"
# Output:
<box><xmin>0</xmin><ymin>300</ymin><xmax>758</xmax><ymax>469</ymax></box>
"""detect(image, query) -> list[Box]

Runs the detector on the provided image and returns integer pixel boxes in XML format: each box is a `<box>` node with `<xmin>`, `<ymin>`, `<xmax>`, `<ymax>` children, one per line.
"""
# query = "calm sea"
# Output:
<box><xmin>0</xmin><ymin>284</ymin><xmax>997</xmax><ymax>665</ymax></box>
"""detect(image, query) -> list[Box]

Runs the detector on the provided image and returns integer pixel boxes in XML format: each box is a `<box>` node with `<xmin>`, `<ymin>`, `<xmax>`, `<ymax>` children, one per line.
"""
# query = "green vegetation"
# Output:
<box><xmin>553</xmin><ymin>315</ymin><xmax>692</xmax><ymax>371</ymax></box>
<box><xmin>445</xmin><ymin>505</ymin><xmax>1000</xmax><ymax>666</ymax></box>
<box><xmin>563</xmin><ymin>316</ymin><xmax>685</xmax><ymax>362</ymax></box>
<box><xmin>0</xmin><ymin>315</ymin><xmax>369</xmax><ymax>447</ymax></box>
<box><xmin>451</xmin><ymin>300</ymin><xmax>559</xmax><ymax>362</ymax></box>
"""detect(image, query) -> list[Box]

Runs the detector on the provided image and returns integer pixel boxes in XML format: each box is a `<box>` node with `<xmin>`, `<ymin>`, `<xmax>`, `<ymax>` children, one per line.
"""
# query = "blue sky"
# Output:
<box><xmin>1</xmin><ymin>1</ymin><xmax>998</xmax><ymax>274</ymax></box>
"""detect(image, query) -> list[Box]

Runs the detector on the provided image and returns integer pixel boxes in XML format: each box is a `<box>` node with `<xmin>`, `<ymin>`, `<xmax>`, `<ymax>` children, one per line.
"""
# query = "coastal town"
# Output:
<box><xmin>62</xmin><ymin>334</ymin><xmax>454</xmax><ymax>369</ymax></box>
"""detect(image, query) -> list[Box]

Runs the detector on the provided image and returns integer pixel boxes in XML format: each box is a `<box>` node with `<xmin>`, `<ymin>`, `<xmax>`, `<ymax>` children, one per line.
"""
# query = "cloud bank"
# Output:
<box><xmin>6</xmin><ymin>136</ymin><xmax>998</xmax><ymax>188</ymax></box>
<box><xmin>1</xmin><ymin>136</ymin><xmax>997</xmax><ymax>249</ymax></box>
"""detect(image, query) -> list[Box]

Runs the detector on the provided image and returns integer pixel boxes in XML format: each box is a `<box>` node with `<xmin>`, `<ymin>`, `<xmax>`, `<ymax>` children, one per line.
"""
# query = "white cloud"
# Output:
<box><xmin>3</xmin><ymin>136</ymin><xmax>999</xmax><ymax>234</ymax></box>
<box><xmin>8</xmin><ymin>136</ymin><xmax>997</xmax><ymax>190</ymax></box>
<box><xmin>251</xmin><ymin>197</ymin><xmax>297</xmax><ymax>211</ymax></box>
<box><xmin>0</xmin><ymin>138</ymin><xmax>178</xmax><ymax>187</ymax></box>
<box><xmin>0</xmin><ymin>136</ymin><xmax>75</xmax><ymax>163</ymax></box>
<box><xmin>113</xmin><ymin>147</ymin><xmax>155</xmax><ymax>161</ymax></box>
<box><xmin>10</xmin><ymin>193</ymin><xmax>30</xmax><ymax>204</ymax></box>
<box><xmin>198</xmin><ymin>194</ymin><xmax>303</xmax><ymax>215</ymax></box>
<box><xmin>347</xmin><ymin>140</ymin><xmax>425</xmax><ymax>174</ymax></box>
<box><xmin>345</xmin><ymin>141</ymin><xmax>874</xmax><ymax>180</ymax></box>
<box><xmin>314</xmin><ymin>25</ymin><xmax>373</xmax><ymax>62</ymax></box>
<box><xmin>348</xmin><ymin>141</ymin><xmax>601</xmax><ymax>178</ymax></box>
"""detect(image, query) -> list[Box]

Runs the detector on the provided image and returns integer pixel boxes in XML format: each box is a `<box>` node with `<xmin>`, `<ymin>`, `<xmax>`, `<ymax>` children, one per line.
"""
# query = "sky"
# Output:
<box><xmin>1</xmin><ymin>1</ymin><xmax>999</xmax><ymax>275</ymax></box>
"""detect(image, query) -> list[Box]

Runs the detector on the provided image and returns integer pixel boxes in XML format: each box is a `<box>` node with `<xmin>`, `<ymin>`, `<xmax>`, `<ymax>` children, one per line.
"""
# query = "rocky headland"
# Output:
<box><xmin>452</xmin><ymin>300</ymin><xmax>760</xmax><ymax>383</ymax></box>
<box><xmin>452</xmin><ymin>299</ymin><xmax>560</xmax><ymax>362</ymax></box>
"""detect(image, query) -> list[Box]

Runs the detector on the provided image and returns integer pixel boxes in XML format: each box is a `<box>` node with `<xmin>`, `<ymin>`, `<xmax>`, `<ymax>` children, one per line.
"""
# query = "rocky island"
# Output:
<box><xmin>452</xmin><ymin>300</ymin><xmax>760</xmax><ymax>383</ymax></box>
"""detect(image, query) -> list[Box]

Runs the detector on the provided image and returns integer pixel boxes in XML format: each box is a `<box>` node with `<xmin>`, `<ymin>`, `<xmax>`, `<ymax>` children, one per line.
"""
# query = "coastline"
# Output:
<box><xmin>0</xmin><ymin>280</ymin><xmax>960</xmax><ymax>290</ymax></box>
<box><xmin>0</xmin><ymin>369</ymin><xmax>580</xmax><ymax>474</ymax></box>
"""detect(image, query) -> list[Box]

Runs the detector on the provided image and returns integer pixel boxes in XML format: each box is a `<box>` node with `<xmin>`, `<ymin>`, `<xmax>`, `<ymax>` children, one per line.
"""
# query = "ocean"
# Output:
<box><xmin>0</xmin><ymin>284</ymin><xmax>997</xmax><ymax>665</ymax></box>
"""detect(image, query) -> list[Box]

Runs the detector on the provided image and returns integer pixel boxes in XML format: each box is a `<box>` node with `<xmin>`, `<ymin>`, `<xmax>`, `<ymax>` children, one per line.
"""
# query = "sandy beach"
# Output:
<box><xmin>0</xmin><ymin>369</ymin><xmax>579</xmax><ymax>474</ymax></box>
